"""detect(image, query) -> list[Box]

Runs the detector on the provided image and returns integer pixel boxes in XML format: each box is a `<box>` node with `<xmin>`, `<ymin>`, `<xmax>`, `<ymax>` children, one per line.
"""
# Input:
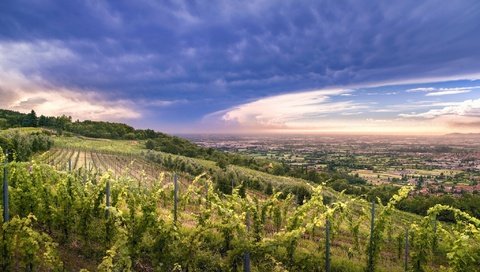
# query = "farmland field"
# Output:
<box><xmin>36</xmin><ymin>148</ymin><xmax>193</xmax><ymax>189</ymax></box>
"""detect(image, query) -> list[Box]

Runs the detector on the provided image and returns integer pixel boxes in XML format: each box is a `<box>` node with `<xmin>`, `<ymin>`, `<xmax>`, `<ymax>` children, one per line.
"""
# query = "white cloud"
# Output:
<box><xmin>341</xmin><ymin>111</ymin><xmax>363</xmax><ymax>116</ymax></box>
<box><xmin>0</xmin><ymin>40</ymin><xmax>142</xmax><ymax>121</ymax></box>
<box><xmin>207</xmin><ymin>83</ymin><xmax>480</xmax><ymax>134</ymax></box>
<box><xmin>0</xmin><ymin>73</ymin><xmax>141</xmax><ymax>121</ymax></box>
<box><xmin>425</xmin><ymin>89</ymin><xmax>471</xmax><ymax>96</ymax></box>
<box><xmin>0</xmin><ymin>40</ymin><xmax>76</xmax><ymax>71</ymax></box>
<box><xmin>218</xmin><ymin>89</ymin><xmax>367</xmax><ymax>128</ymax></box>
<box><xmin>406</xmin><ymin>87</ymin><xmax>436</xmax><ymax>92</ymax></box>
<box><xmin>370</xmin><ymin>101</ymin><xmax>463</xmax><ymax>113</ymax></box>
<box><xmin>137</xmin><ymin>99</ymin><xmax>188</xmax><ymax>107</ymax></box>
<box><xmin>399</xmin><ymin>98</ymin><xmax>480</xmax><ymax>119</ymax></box>
<box><xmin>405</xmin><ymin>86</ymin><xmax>478</xmax><ymax>96</ymax></box>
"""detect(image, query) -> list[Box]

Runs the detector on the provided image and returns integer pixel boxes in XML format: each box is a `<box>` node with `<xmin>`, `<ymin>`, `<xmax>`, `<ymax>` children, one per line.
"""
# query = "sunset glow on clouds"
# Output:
<box><xmin>1</xmin><ymin>0</ymin><xmax>480</xmax><ymax>133</ymax></box>
<box><xmin>221</xmin><ymin>89</ymin><xmax>360</xmax><ymax>126</ymax></box>
<box><xmin>0</xmin><ymin>42</ymin><xmax>138</xmax><ymax>121</ymax></box>
<box><xmin>212</xmin><ymin>83</ymin><xmax>480</xmax><ymax>134</ymax></box>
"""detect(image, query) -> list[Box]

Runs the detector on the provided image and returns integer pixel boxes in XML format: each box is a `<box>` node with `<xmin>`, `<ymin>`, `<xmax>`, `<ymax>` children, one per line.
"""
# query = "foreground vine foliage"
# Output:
<box><xmin>1</xmin><ymin>154</ymin><xmax>480</xmax><ymax>271</ymax></box>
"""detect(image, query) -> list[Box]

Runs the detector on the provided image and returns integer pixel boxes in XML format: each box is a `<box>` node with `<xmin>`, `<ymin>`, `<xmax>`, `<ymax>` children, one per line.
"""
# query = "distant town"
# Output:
<box><xmin>185</xmin><ymin>133</ymin><xmax>480</xmax><ymax>195</ymax></box>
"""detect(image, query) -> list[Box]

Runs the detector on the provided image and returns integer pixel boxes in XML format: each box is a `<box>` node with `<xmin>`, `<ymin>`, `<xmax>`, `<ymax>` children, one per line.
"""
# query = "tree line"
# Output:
<box><xmin>0</xmin><ymin>131</ymin><xmax>53</xmax><ymax>161</ymax></box>
<box><xmin>1</xmin><ymin>109</ymin><xmax>158</xmax><ymax>140</ymax></box>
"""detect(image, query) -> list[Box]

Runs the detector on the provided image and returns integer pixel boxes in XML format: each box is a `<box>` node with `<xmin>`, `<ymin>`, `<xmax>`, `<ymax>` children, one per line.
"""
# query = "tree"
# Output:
<box><xmin>0</xmin><ymin>135</ymin><xmax>13</xmax><ymax>152</ymax></box>
<box><xmin>38</xmin><ymin>115</ymin><xmax>47</xmax><ymax>127</ymax></box>
<box><xmin>327</xmin><ymin>162</ymin><xmax>336</xmax><ymax>172</ymax></box>
<box><xmin>145</xmin><ymin>139</ymin><xmax>155</xmax><ymax>150</ymax></box>
<box><xmin>0</xmin><ymin>118</ymin><xmax>7</xmax><ymax>129</ymax></box>
<box><xmin>239</xmin><ymin>181</ymin><xmax>246</xmax><ymax>198</ymax></box>
<box><xmin>216</xmin><ymin>158</ymin><xmax>228</xmax><ymax>170</ymax></box>
<box><xmin>416</xmin><ymin>176</ymin><xmax>424</xmax><ymax>190</ymax></box>
<box><xmin>23</xmin><ymin>110</ymin><xmax>38</xmax><ymax>127</ymax></box>
<box><xmin>55</xmin><ymin>115</ymin><xmax>72</xmax><ymax>133</ymax></box>
<box><xmin>264</xmin><ymin>183</ymin><xmax>273</xmax><ymax>195</ymax></box>
<box><xmin>272</xmin><ymin>163</ymin><xmax>286</xmax><ymax>175</ymax></box>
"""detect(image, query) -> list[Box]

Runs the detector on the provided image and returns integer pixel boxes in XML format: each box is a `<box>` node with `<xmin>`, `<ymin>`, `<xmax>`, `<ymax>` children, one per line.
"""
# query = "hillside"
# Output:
<box><xmin>0</xmin><ymin>109</ymin><xmax>272</xmax><ymax>172</ymax></box>
<box><xmin>0</xmin><ymin>120</ymin><xmax>479</xmax><ymax>270</ymax></box>
<box><xmin>25</xmin><ymin>134</ymin><xmax>480</xmax><ymax>270</ymax></box>
<box><xmin>2</xmin><ymin>136</ymin><xmax>478</xmax><ymax>271</ymax></box>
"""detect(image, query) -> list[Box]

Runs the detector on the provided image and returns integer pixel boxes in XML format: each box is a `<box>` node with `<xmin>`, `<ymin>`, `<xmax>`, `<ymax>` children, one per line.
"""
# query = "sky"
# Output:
<box><xmin>1</xmin><ymin>0</ymin><xmax>480</xmax><ymax>135</ymax></box>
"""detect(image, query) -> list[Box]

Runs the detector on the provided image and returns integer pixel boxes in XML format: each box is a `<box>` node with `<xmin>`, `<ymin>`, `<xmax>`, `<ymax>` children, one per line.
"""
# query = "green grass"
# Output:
<box><xmin>53</xmin><ymin>135</ymin><xmax>145</xmax><ymax>154</ymax></box>
<box><xmin>409</xmin><ymin>168</ymin><xmax>462</xmax><ymax>177</ymax></box>
<box><xmin>230</xmin><ymin>164</ymin><xmax>314</xmax><ymax>190</ymax></box>
<box><xmin>0</xmin><ymin>127</ymin><xmax>44</xmax><ymax>136</ymax></box>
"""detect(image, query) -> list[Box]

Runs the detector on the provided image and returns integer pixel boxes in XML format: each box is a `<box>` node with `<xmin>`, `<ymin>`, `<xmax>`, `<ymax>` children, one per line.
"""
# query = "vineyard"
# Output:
<box><xmin>1</xmin><ymin>147</ymin><xmax>479</xmax><ymax>272</ymax></box>
<box><xmin>37</xmin><ymin>148</ymin><xmax>187</xmax><ymax>188</ymax></box>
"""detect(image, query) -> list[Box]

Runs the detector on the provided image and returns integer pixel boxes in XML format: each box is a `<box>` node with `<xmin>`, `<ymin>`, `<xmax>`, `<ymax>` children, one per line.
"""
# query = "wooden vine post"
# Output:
<box><xmin>367</xmin><ymin>200</ymin><xmax>376</xmax><ymax>272</ymax></box>
<box><xmin>432</xmin><ymin>218</ymin><xmax>437</xmax><ymax>253</ymax></box>
<box><xmin>106</xmin><ymin>180</ymin><xmax>111</xmax><ymax>218</ymax></box>
<box><xmin>105</xmin><ymin>179</ymin><xmax>111</xmax><ymax>243</ymax></box>
<box><xmin>244</xmin><ymin>210</ymin><xmax>251</xmax><ymax>272</ymax></box>
<box><xmin>2</xmin><ymin>150</ymin><xmax>10</xmax><ymax>272</ymax></box>
<box><xmin>2</xmin><ymin>150</ymin><xmax>9</xmax><ymax>222</ymax></box>
<box><xmin>173</xmin><ymin>173</ymin><xmax>178</xmax><ymax>224</ymax></box>
<box><xmin>404</xmin><ymin>228</ymin><xmax>409</xmax><ymax>272</ymax></box>
<box><xmin>325</xmin><ymin>217</ymin><xmax>331</xmax><ymax>272</ymax></box>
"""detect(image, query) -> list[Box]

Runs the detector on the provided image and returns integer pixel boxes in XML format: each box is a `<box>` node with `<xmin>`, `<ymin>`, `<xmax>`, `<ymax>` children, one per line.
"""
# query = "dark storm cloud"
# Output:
<box><xmin>1</xmin><ymin>0</ymin><xmax>480</xmax><ymax>130</ymax></box>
